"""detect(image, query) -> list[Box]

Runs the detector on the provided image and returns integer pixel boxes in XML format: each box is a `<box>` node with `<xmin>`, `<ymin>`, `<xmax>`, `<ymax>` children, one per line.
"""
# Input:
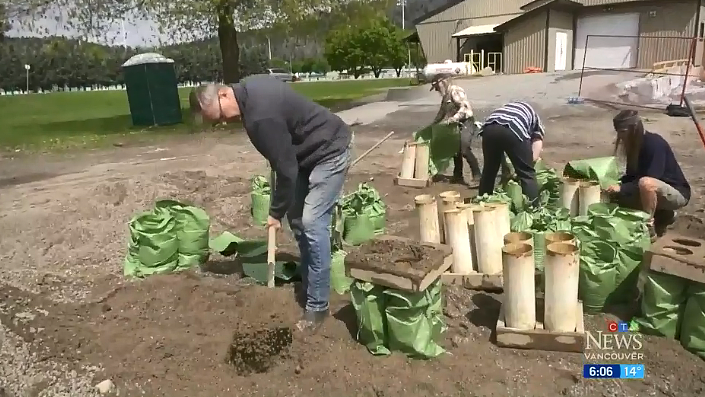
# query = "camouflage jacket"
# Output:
<box><xmin>433</xmin><ymin>84</ymin><xmax>474</xmax><ymax>125</ymax></box>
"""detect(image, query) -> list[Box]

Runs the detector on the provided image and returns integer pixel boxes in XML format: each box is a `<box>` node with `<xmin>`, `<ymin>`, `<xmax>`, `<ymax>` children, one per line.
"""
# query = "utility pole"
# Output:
<box><xmin>398</xmin><ymin>0</ymin><xmax>412</xmax><ymax>75</ymax></box>
<box><xmin>266</xmin><ymin>36</ymin><xmax>272</xmax><ymax>60</ymax></box>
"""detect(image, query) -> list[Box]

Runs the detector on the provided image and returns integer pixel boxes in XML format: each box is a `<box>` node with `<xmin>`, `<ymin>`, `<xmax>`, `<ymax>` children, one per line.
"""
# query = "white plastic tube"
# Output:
<box><xmin>502</xmin><ymin>243</ymin><xmax>536</xmax><ymax>329</ymax></box>
<box><xmin>544</xmin><ymin>242</ymin><xmax>580</xmax><ymax>332</ymax></box>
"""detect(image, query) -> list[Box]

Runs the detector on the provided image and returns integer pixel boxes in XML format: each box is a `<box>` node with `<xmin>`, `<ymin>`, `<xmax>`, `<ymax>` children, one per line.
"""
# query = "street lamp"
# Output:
<box><xmin>396</xmin><ymin>0</ymin><xmax>412</xmax><ymax>75</ymax></box>
<box><xmin>24</xmin><ymin>64</ymin><xmax>30</xmax><ymax>93</ymax></box>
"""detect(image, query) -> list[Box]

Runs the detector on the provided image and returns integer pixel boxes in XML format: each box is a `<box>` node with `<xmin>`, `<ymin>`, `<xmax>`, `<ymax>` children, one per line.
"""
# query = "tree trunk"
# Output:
<box><xmin>395</xmin><ymin>68</ymin><xmax>401</xmax><ymax>77</ymax></box>
<box><xmin>372</xmin><ymin>69</ymin><xmax>381</xmax><ymax>78</ymax></box>
<box><xmin>217</xmin><ymin>2</ymin><xmax>240</xmax><ymax>84</ymax></box>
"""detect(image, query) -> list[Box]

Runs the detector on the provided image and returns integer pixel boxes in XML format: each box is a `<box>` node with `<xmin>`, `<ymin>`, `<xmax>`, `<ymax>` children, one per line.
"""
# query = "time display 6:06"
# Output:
<box><xmin>583</xmin><ymin>364</ymin><xmax>645</xmax><ymax>379</ymax></box>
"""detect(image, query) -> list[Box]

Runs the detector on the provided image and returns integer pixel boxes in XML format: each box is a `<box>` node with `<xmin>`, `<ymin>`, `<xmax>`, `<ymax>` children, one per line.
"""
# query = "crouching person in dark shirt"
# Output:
<box><xmin>189</xmin><ymin>76</ymin><xmax>352</xmax><ymax>333</ymax></box>
<box><xmin>605</xmin><ymin>110</ymin><xmax>690</xmax><ymax>239</ymax></box>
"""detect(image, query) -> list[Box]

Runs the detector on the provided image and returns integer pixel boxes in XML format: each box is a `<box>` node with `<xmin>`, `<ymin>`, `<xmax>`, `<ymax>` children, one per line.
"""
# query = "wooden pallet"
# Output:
<box><xmin>645</xmin><ymin>233</ymin><xmax>705</xmax><ymax>284</ymax></box>
<box><xmin>394</xmin><ymin>175</ymin><xmax>431</xmax><ymax>188</ymax></box>
<box><xmin>345</xmin><ymin>236</ymin><xmax>452</xmax><ymax>292</ymax></box>
<box><xmin>495</xmin><ymin>299</ymin><xmax>586</xmax><ymax>353</ymax></box>
<box><xmin>442</xmin><ymin>272</ymin><xmax>503</xmax><ymax>291</ymax></box>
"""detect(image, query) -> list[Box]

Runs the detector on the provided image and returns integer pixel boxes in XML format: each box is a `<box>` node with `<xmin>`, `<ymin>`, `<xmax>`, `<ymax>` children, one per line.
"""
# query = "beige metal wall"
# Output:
<box><xmin>578</xmin><ymin>0</ymin><xmax>698</xmax><ymax>69</ymax></box>
<box><xmin>547</xmin><ymin>10</ymin><xmax>575</xmax><ymax>71</ymax></box>
<box><xmin>418</xmin><ymin>15</ymin><xmax>520</xmax><ymax>63</ymax></box>
<box><xmin>503</xmin><ymin>10</ymin><xmax>549</xmax><ymax>74</ymax></box>
<box><xmin>417</xmin><ymin>0</ymin><xmax>526</xmax><ymax>62</ymax></box>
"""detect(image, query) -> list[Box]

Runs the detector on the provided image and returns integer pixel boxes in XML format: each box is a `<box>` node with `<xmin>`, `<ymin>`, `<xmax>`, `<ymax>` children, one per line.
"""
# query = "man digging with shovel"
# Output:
<box><xmin>189</xmin><ymin>75</ymin><xmax>352</xmax><ymax>333</ymax></box>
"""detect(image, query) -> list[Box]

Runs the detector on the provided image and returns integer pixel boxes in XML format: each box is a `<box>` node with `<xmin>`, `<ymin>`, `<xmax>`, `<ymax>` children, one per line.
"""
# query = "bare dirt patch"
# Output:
<box><xmin>0</xmin><ymin>113</ymin><xmax>704</xmax><ymax>396</ymax></box>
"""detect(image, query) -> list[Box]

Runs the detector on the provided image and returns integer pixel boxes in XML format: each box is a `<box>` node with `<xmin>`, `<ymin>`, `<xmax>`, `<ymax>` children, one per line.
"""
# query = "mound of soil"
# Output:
<box><xmin>345</xmin><ymin>238</ymin><xmax>448</xmax><ymax>281</ymax></box>
<box><xmin>227</xmin><ymin>325</ymin><xmax>293</xmax><ymax>375</ymax></box>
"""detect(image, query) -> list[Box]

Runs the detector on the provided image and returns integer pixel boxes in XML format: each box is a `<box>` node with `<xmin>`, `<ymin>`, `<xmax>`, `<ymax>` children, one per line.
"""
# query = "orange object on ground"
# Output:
<box><xmin>523</xmin><ymin>67</ymin><xmax>543</xmax><ymax>73</ymax></box>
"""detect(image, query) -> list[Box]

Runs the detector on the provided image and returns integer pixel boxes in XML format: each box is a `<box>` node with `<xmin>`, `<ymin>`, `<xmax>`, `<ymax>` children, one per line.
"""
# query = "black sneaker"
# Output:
<box><xmin>450</xmin><ymin>175</ymin><xmax>466</xmax><ymax>185</ymax></box>
<box><xmin>295</xmin><ymin>310</ymin><xmax>328</xmax><ymax>333</ymax></box>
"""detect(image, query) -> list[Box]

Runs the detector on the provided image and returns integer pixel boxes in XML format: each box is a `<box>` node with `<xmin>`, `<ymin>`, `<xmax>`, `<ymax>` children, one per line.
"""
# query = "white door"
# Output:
<box><xmin>555</xmin><ymin>32</ymin><xmax>568</xmax><ymax>71</ymax></box>
<box><xmin>574</xmin><ymin>13</ymin><xmax>640</xmax><ymax>69</ymax></box>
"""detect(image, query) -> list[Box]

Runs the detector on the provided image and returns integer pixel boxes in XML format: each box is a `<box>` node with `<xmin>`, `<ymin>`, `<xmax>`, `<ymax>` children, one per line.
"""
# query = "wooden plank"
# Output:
<box><xmin>442</xmin><ymin>272</ymin><xmax>503</xmax><ymax>291</ymax></box>
<box><xmin>394</xmin><ymin>176</ymin><xmax>431</xmax><ymax>188</ymax></box>
<box><xmin>495</xmin><ymin>299</ymin><xmax>586</xmax><ymax>353</ymax></box>
<box><xmin>346</xmin><ymin>235</ymin><xmax>452</xmax><ymax>293</ymax></box>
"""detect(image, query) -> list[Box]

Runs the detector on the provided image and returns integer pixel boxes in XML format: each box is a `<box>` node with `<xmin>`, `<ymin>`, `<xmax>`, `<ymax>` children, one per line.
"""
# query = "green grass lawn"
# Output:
<box><xmin>0</xmin><ymin>78</ymin><xmax>411</xmax><ymax>152</ymax></box>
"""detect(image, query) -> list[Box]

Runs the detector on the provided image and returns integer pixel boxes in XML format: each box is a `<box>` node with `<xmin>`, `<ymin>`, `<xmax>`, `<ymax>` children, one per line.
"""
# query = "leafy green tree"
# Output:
<box><xmin>324</xmin><ymin>25</ymin><xmax>366</xmax><ymax>78</ymax></box>
<box><xmin>324</xmin><ymin>15</ymin><xmax>403</xmax><ymax>78</ymax></box>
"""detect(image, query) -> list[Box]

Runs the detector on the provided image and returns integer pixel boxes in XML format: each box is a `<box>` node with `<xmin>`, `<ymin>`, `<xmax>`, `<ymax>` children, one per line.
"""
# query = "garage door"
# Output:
<box><xmin>574</xmin><ymin>13</ymin><xmax>640</xmax><ymax>69</ymax></box>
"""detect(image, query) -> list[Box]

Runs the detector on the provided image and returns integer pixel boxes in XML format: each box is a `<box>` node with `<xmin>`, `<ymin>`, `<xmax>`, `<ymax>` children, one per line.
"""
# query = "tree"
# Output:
<box><xmin>386</xmin><ymin>26</ymin><xmax>407</xmax><ymax>77</ymax></box>
<box><xmin>0</xmin><ymin>4</ymin><xmax>8</xmax><ymax>41</ymax></box>
<box><xmin>324</xmin><ymin>25</ymin><xmax>366</xmax><ymax>78</ymax></box>
<box><xmin>6</xmin><ymin>0</ymin><xmax>389</xmax><ymax>84</ymax></box>
<box><xmin>324</xmin><ymin>15</ymin><xmax>404</xmax><ymax>78</ymax></box>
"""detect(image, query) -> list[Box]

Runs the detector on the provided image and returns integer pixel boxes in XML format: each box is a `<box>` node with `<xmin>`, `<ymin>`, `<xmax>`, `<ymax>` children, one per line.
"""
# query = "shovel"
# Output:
<box><xmin>267</xmin><ymin>225</ymin><xmax>276</xmax><ymax>288</ymax></box>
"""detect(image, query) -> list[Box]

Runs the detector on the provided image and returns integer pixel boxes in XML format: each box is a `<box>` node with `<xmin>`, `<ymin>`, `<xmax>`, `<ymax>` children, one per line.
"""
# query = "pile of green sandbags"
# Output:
<box><xmin>633</xmin><ymin>273</ymin><xmax>705</xmax><ymax>359</ymax></box>
<box><xmin>350</xmin><ymin>280</ymin><xmax>446</xmax><ymax>358</ymax></box>
<box><xmin>338</xmin><ymin>183</ymin><xmax>386</xmax><ymax>246</ymax></box>
<box><xmin>571</xmin><ymin>203</ymin><xmax>650</xmax><ymax>313</ymax></box>
<box><xmin>250</xmin><ymin>175</ymin><xmax>271</xmax><ymax>226</ymax></box>
<box><xmin>124</xmin><ymin>200</ymin><xmax>210</xmax><ymax>278</ymax></box>
<box><xmin>412</xmin><ymin>123</ymin><xmax>460</xmax><ymax>176</ymax></box>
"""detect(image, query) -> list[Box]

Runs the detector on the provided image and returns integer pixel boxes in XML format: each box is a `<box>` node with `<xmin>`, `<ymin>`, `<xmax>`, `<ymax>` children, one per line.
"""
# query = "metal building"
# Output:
<box><xmin>415</xmin><ymin>0</ymin><xmax>705</xmax><ymax>74</ymax></box>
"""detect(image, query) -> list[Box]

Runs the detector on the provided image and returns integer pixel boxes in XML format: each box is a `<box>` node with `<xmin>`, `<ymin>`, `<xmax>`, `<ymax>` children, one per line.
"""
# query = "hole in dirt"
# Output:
<box><xmin>663</xmin><ymin>246</ymin><xmax>693</xmax><ymax>256</ymax></box>
<box><xmin>226</xmin><ymin>326</ymin><xmax>293</xmax><ymax>375</ymax></box>
<box><xmin>672</xmin><ymin>238</ymin><xmax>702</xmax><ymax>247</ymax></box>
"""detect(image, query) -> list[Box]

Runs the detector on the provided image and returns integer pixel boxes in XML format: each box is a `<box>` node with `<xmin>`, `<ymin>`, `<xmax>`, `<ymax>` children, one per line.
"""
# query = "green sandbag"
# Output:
<box><xmin>350</xmin><ymin>281</ymin><xmax>390</xmax><ymax>355</ymax></box>
<box><xmin>340</xmin><ymin>183</ymin><xmax>387</xmax><ymax>237</ymax></box>
<box><xmin>208</xmin><ymin>231</ymin><xmax>300</xmax><ymax>284</ymax></box>
<box><xmin>331</xmin><ymin>250</ymin><xmax>353</xmax><ymax>295</ymax></box>
<box><xmin>503</xmin><ymin>180</ymin><xmax>525</xmax><ymax>212</ymax></box>
<box><xmin>384</xmin><ymin>280</ymin><xmax>446</xmax><ymax>359</ymax></box>
<box><xmin>369</xmin><ymin>213</ymin><xmax>386</xmax><ymax>235</ymax></box>
<box><xmin>563</xmin><ymin>156</ymin><xmax>620</xmax><ymax>189</ymax></box>
<box><xmin>155</xmin><ymin>200</ymin><xmax>211</xmax><ymax>270</ymax></box>
<box><xmin>579</xmin><ymin>240</ymin><xmax>619</xmax><ymax>313</ymax></box>
<box><xmin>343</xmin><ymin>213</ymin><xmax>376</xmax><ymax>246</ymax></box>
<box><xmin>124</xmin><ymin>207</ymin><xmax>179</xmax><ymax>278</ymax></box>
<box><xmin>681</xmin><ymin>284</ymin><xmax>705</xmax><ymax>359</ymax></box>
<box><xmin>634</xmin><ymin>272</ymin><xmax>688</xmax><ymax>338</ymax></box>
<box><xmin>413</xmin><ymin>123</ymin><xmax>460</xmax><ymax>176</ymax></box>
<box><xmin>250</xmin><ymin>175</ymin><xmax>271</xmax><ymax>226</ymax></box>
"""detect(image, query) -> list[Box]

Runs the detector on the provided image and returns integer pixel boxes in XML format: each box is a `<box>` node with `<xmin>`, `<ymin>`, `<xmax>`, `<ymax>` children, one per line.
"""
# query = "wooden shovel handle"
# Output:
<box><xmin>267</xmin><ymin>226</ymin><xmax>276</xmax><ymax>288</ymax></box>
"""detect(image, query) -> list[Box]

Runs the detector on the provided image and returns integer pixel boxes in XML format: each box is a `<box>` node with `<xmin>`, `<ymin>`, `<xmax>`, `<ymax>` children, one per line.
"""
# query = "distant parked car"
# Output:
<box><xmin>266</xmin><ymin>68</ymin><xmax>294</xmax><ymax>82</ymax></box>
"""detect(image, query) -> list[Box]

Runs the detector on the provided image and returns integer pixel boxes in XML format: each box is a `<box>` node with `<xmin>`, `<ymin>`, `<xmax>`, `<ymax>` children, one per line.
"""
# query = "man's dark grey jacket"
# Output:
<box><xmin>232</xmin><ymin>76</ymin><xmax>351</xmax><ymax>220</ymax></box>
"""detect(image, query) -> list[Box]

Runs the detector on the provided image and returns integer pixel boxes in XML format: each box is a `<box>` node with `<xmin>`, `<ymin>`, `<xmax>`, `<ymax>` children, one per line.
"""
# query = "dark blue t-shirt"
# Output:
<box><xmin>620</xmin><ymin>131</ymin><xmax>690</xmax><ymax>201</ymax></box>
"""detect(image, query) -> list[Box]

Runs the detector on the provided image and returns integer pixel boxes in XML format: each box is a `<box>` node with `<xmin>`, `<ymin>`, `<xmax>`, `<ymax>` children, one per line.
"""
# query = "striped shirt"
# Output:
<box><xmin>481</xmin><ymin>102</ymin><xmax>545</xmax><ymax>141</ymax></box>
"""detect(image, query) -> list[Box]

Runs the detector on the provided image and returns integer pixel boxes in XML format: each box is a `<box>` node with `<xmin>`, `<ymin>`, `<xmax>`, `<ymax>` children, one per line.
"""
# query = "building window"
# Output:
<box><xmin>700</xmin><ymin>22</ymin><xmax>705</xmax><ymax>38</ymax></box>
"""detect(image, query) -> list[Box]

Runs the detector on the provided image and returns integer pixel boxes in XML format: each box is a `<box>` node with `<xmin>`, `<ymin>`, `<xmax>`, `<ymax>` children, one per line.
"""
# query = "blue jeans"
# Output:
<box><xmin>288</xmin><ymin>147</ymin><xmax>351</xmax><ymax>312</ymax></box>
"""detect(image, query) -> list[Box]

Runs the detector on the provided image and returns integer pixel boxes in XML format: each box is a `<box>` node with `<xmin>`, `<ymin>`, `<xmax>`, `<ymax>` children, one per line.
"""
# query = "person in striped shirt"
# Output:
<box><xmin>478</xmin><ymin>101</ymin><xmax>545</xmax><ymax>205</ymax></box>
<box><xmin>430</xmin><ymin>74</ymin><xmax>481</xmax><ymax>186</ymax></box>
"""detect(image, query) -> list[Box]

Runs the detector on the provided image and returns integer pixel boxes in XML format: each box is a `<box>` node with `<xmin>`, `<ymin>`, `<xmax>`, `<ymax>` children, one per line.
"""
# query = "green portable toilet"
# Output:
<box><xmin>121</xmin><ymin>52</ymin><xmax>182</xmax><ymax>127</ymax></box>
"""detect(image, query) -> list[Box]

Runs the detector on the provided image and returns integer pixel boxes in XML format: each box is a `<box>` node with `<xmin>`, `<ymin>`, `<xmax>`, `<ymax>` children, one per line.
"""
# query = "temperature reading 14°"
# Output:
<box><xmin>622</xmin><ymin>364</ymin><xmax>645</xmax><ymax>379</ymax></box>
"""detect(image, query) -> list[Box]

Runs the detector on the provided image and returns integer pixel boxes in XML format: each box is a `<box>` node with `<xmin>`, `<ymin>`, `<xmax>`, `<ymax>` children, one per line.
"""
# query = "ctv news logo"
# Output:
<box><xmin>584</xmin><ymin>320</ymin><xmax>644</xmax><ymax>361</ymax></box>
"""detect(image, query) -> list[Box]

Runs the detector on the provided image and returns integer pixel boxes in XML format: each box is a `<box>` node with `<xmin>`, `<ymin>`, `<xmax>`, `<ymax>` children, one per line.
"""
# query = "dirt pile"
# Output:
<box><xmin>346</xmin><ymin>238</ymin><xmax>447</xmax><ymax>280</ymax></box>
<box><xmin>227</xmin><ymin>325</ymin><xmax>294</xmax><ymax>375</ymax></box>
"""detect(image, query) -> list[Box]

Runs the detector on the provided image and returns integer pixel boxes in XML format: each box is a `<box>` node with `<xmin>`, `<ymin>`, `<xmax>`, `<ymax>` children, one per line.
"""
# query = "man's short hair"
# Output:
<box><xmin>189</xmin><ymin>83</ymin><xmax>225</xmax><ymax>123</ymax></box>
